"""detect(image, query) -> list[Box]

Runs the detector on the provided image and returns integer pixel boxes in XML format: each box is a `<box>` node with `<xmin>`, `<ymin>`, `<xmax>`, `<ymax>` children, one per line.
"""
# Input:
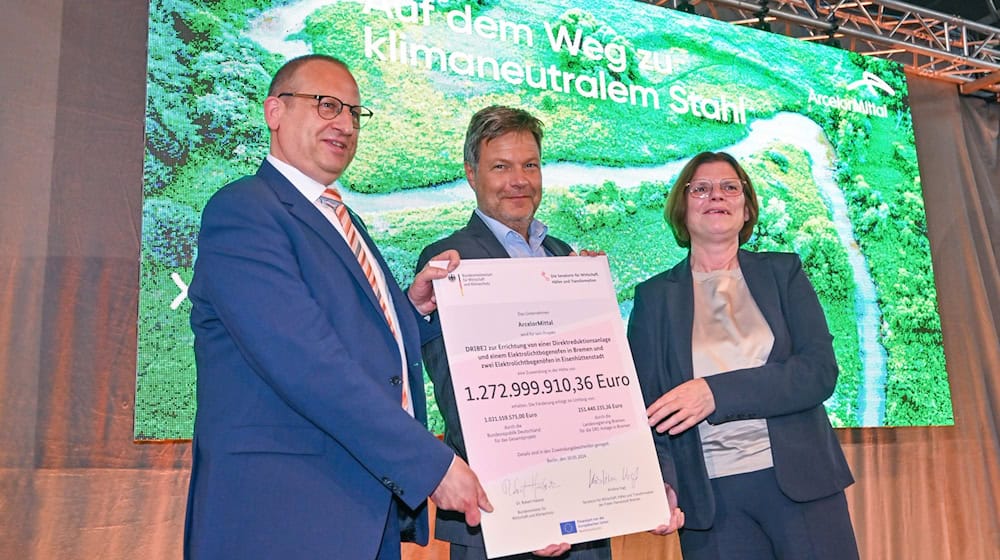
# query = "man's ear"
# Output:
<box><xmin>263</xmin><ymin>96</ymin><xmax>282</xmax><ymax>131</ymax></box>
<box><xmin>464</xmin><ymin>162</ymin><xmax>477</xmax><ymax>191</ymax></box>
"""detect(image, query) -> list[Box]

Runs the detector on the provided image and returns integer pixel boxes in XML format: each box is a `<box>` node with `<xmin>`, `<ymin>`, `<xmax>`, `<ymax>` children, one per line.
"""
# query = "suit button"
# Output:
<box><xmin>390</xmin><ymin>376</ymin><xmax>402</xmax><ymax>386</ymax></box>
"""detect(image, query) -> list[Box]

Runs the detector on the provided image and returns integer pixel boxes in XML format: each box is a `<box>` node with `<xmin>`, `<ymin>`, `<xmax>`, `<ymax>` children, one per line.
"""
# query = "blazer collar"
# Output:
<box><xmin>736</xmin><ymin>250</ymin><xmax>782</xmax><ymax>337</ymax></box>
<box><xmin>663</xmin><ymin>255</ymin><xmax>695</xmax><ymax>381</ymax></box>
<box><xmin>465</xmin><ymin>211</ymin><xmax>570</xmax><ymax>258</ymax></box>
<box><xmin>541</xmin><ymin>235</ymin><xmax>571</xmax><ymax>257</ymax></box>
<box><xmin>464</xmin><ymin>212</ymin><xmax>517</xmax><ymax>259</ymax></box>
<box><xmin>665</xmin><ymin>250</ymin><xmax>781</xmax><ymax>379</ymax></box>
<box><xmin>257</xmin><ymin>160</ymin><xmax>389</xmax><ymax>321</ymax></box>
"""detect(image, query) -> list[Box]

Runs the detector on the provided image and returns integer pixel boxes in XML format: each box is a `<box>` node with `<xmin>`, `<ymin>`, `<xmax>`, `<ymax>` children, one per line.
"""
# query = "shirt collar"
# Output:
<box><xmin>474</xmin><ymin>208</ymin><xmax>549</xmax><ymax>248</ymax></box>
<box><xmin>267</xmin><ymin>154</ymin><xmax>332</xmax><ymax>203</ymax></box>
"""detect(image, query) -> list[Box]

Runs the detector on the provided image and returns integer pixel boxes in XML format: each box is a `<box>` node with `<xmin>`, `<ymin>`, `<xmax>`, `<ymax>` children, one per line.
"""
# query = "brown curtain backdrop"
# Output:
<box><xmin>2</xmin><ymin>1</ymin><xmax>998</xmax><ymax>558</ymax></box>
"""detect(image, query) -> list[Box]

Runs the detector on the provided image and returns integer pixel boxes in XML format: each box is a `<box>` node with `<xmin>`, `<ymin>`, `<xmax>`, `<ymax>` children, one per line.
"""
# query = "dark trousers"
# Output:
<box><xmin>680</xmin><ymin>467</ymin><xmax>859</xmax><ymax>560</ymax></box>
<box><xmin>449</xmin><ymin>538</ymin><xmax>612</xmax><ymax>560</ymax></box>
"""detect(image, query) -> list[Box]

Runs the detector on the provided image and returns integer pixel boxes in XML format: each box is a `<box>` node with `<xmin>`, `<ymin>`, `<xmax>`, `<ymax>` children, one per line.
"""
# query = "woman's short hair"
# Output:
<box><xmin>664</xmin><ymin>151</ymin><xmax>760</xmax><ymax>248</ymax></box>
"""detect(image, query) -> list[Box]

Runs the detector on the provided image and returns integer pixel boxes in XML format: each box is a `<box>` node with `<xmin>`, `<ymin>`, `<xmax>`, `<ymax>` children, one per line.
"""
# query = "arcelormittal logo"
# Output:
<box><xmin>808</xmin><ymin>69</ymin><xmax>895</xmax><ymax>118</ymax></box>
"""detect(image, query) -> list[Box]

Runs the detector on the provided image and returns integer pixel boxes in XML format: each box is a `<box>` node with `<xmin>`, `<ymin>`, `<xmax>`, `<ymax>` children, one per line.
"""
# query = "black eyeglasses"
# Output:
<box><xmin>277</xmin><ymin>92</ymin><xmax>374</xmax><ymax>129</ymax></box>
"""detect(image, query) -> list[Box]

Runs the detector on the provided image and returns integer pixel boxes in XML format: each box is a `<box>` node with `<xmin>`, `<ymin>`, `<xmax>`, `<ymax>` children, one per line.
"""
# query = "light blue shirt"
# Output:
<box><xmin>474</xmin><ymin>208</ymin><xmax>551</xmax><ymax>258</ymax></box>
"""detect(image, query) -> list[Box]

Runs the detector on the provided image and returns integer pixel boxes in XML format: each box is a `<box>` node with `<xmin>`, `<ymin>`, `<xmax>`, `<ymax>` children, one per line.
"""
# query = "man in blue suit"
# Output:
<box><xmin>184</xmin><ymin>54</ymin><xmax>491</xmax><ymax>560</ymax></box>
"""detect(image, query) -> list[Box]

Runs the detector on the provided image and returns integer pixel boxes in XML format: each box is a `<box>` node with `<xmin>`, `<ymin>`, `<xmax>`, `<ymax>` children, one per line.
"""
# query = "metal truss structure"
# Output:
<box><xmin>644</xmin><ymin>0</ymin><xmax>1000</xmax><ymax>99</ymax></box>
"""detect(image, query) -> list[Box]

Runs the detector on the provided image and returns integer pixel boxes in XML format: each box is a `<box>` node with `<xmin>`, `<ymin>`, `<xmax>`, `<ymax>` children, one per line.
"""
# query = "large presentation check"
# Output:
<box><xmin>433</xmin><ymin>256</ymin><xmax>669</xmax><ymax>558</ymax></box>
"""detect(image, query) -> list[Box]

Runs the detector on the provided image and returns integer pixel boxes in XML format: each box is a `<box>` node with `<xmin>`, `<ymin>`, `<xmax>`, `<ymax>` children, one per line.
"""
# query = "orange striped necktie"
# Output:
<box><xmin>318</xmin><ymin>188</ymin><xmax>410</xmax><ymax>411</ymax></box>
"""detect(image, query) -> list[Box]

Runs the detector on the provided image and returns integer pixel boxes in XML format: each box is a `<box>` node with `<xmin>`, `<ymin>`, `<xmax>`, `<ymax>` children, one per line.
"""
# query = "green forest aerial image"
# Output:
<box><xmin>136</xmin><ymin>0</ymin><xmax>953</xmax><ymax>439</ymax></box>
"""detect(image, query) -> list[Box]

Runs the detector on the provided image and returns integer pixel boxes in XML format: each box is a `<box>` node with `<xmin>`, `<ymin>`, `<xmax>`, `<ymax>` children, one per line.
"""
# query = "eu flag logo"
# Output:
<box><xmin>559</xmin><ymin>521</ymin><xmax>578</xmax><ymax>535</ymax></box>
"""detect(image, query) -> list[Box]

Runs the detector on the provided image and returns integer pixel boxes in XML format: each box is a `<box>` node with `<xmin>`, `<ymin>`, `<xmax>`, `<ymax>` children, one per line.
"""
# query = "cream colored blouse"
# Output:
<box><xmin>691</xmin><ymin>267</ymin><xmax>775</xmax><ymax>479</ymax></box>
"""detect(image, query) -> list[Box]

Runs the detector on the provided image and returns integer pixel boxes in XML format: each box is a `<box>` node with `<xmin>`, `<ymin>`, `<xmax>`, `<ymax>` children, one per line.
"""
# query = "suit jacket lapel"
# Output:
<box><xmin>665</xmin><ymin>256</ymin><xmax>696</xmax><ymax>382</ymax></box>
<box><xmin>738</xmin><ymin>251</ymin><xmax>781</xmax><ymax>340</ymax></box>
<box><xmin>259</xmin><ymin>161</ymin><xmax>386</xmax><ymax>318</ymax></box>
<box><xmin>541</xmin><ymin>235</ymin><xmax>571</xmax><ymax>257</ymax></box>
<box><xmin>738</xmin><ymin>250</ymin><xmax>785</xmax><ymax>363</ymax></box>
<box><xmin>465</xmin><ymin>213</ymin><xmax>514</xmax><ymax>259</ymax></box>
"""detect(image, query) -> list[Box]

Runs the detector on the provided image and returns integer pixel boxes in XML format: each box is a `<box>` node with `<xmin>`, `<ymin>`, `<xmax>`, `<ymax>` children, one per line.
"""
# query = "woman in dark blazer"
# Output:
<box><xmin>628</xmin><ymin>151</ymin><xmax>859</xmax><ymax>560</ymax></box>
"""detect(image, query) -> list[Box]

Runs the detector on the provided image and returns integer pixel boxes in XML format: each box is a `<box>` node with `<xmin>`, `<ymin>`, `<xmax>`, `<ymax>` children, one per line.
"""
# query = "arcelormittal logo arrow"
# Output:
<box><xmin>846</xmin><ymin>71</ymin><xmax>896</xmax><ymax>96</ymax></box>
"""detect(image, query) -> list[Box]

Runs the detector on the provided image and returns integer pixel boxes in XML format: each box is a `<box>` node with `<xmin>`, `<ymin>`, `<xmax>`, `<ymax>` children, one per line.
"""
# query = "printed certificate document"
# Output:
<box><xmin>432</xmin><ymin>256</ymin><xmax>670</xmax><ymax>558</ymax></box>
